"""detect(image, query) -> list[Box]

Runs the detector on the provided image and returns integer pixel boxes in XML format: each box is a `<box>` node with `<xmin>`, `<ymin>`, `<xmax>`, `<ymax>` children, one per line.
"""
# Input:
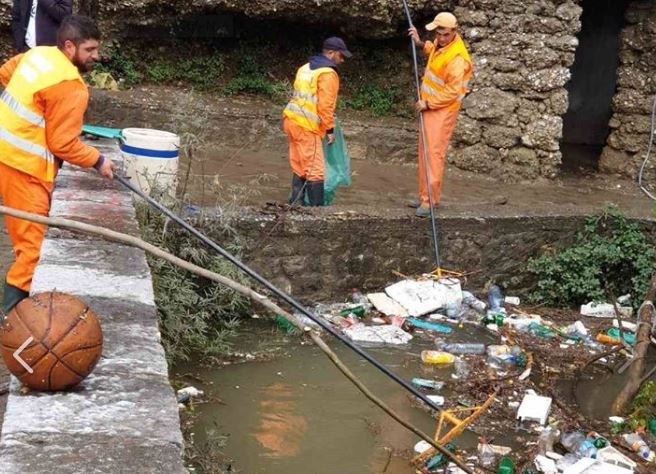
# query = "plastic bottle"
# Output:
<box><xmin>438</xmin><ymin>343</ymin><xmax>486</xmax><ymax>354</ymax></box>
<box><xmin>453</xmin><ymin>357</ymin><xmax>470</xmax><ymax>379</ymax></box>
<box><xmin>488</xmin><ymin>285</ymin><xmax>504</xmax><ymax>312</ymax></box>
<box><xmin>421</xmin><ymin>351</ymin><xmax>456</xmax><ymax>365</ymax></box>
<box><xmin>497</xmin><ymin>456</ymin><xmax>514</xmax><ymax>474</ymax></box>
<box><xmin>477</xmin><ymin>438</ymin><xmax>496</xmax><ymax>468</ymax></box>
<box><xmin>351</xmin><ymin>289</ymin><xmax>369</xmax><ymax>306</ymax></box>
<box><xmin>528</xmin><ymin>322</ymin><xmax>557</xmax><ymax>340</ymax></box>
<box><xmin>623</xmin><ymin>432</ymin><xmax>651</xmax><ymax>458</ymax></box>
<box><xmin>486</xmin><ymin>345</ymin><xmax>521</xmax><ymax>357</ymax></box>
<box><xmin>411</xmin><ymin>378</ymin><xmax>445</xmax><ymax>390</ymax></box>
<box><xmin>486</xmin><ymin>354</ymin><xmax>517</xmax><ymax>370</ymax></box>
<box><xmin>462</xmin><ymin>290</ymin><xmax>487</xmax><ymax>313</ymax></box>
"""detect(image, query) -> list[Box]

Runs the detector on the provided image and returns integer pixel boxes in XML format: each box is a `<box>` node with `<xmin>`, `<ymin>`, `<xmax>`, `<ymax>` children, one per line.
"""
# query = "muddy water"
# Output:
<box><xmin>176</xmin><ymin>321</ymin><xmax>506</xmax><ymax>474</ymax></box>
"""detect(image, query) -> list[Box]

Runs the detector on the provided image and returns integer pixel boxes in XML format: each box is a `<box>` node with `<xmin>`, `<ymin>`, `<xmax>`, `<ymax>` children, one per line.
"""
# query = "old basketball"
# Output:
<box><xmin>0</xmin><ymin>292</ymin><xmax>103</xmax><ymax>391</ymax></box>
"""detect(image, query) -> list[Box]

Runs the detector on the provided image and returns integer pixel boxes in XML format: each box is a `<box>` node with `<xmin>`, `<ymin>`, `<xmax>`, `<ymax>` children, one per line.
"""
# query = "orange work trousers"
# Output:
<box><xmin>418</xmin><ymin>107</ymin><xmax>460</xmax><ymax>207</ymax></box>
<box><xmin>283</xmin><ymin>117</ymin><xmax>325</xmax><ymax>181</ymax></box>
<box><xmin>0</xmin><ymin>161</ymin><xmax>52</xmax><ymax>292</ymax></box>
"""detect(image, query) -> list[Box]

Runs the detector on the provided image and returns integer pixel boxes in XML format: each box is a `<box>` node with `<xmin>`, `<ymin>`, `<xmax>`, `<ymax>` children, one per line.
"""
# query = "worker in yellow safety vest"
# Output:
<box><xmin>0</xmin><ymin>15</ymin><xmax>115</xmax><ymax>314</ymax></box>
<box><xmin>282</xmin><ymin>37</ymin><xmax>351</xmax><ymax>206</ymax></box>
<box><xmin>409</xmin><ymin>12</ymin><xmax>473</xmax><ymax>217</ymax></box>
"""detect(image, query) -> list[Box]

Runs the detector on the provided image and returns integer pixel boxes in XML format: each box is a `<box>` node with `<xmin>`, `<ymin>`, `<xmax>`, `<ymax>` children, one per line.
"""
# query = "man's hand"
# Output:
<box><xmin>415</xmin><ymin>100</ymin><xmax>429</xmax><ymax>113</ymax></box>
<box><xmin>408</xmin><ymin>27</ymin><xmax>423</xmax><ymax>47</ymax></box>
<box><xmin>97</xmin><ymin>159</ymin><xmax>116</xmax><ymax>180</ymax></box>
<box><xmin>327</xmin><ymin>133</ymin><xmax>336</xmax><ymax>145</ymax></box>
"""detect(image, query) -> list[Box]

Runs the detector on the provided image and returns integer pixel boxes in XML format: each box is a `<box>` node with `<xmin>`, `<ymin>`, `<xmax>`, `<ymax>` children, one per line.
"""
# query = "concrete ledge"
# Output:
<box><xmin>0</xmin><ymin>142</ymin><xmax>186</xmax><ymax>473</ymax></box>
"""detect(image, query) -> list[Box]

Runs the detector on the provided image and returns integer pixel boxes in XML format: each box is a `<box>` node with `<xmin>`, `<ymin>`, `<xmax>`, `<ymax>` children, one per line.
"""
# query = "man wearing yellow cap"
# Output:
<box><xmin>409</xmin><ymin>12</ymin><xmax>472</xmax><ymax>217</ymax></box>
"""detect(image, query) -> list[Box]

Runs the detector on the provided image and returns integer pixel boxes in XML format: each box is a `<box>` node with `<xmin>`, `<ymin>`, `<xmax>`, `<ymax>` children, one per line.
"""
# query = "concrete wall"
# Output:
<box><xmin>196</xmin><ymin>212</ymin><xmax>656</xmax><ymax>303</ymax></box>
<box><xmin>600</xmin><ymin>0</ymin><xmax>656</xmax><ymax>178</ymax></box>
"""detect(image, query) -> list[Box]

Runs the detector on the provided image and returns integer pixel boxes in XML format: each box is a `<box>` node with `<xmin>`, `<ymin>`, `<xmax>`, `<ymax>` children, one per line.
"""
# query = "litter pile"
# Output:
<box><xmin>280</xmin><ymin>274</ymin><xmax>656</xmax><ymax>474</ymax></box>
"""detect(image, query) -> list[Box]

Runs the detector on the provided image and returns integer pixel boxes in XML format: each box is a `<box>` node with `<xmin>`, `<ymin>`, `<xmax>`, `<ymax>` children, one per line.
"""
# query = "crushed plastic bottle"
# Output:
<box><xmin>411</xmin><ymin>378</ymin><xmax>445</xmax><ymax>390</ymax></box>
<box><xmin>421</xmin><ymin>351</ymin><xmax>456</xmax><ymax>365</ymax></box>
<box><xmin>528</xmin><ymin>322</ymin><xmax>558</xmax><ymax>340</ymax></box>
<box><xmin>488</xmin><ymin>285</ymin><xmax>504</xmax><ymax>312</ymax></box>
<box><xmin>351</xmin><ymin>289</ymin><xmax>369</xmax><ymax>306</ymax></box>
<box><xmin>623</xmin><ymin>432</ymin><xmax>652</xmax><ymax>459</ymax></box>
<box><xmin>560</xmin><ymin>431</ymin><xmax>586</xmax><ymax>453</ymax></box>
<box><xmin>576</xmin><ymin>439</ymin><xmax>597</xmax><ymax>458</ymax></box>
<box><xmin>487</xmin><ymin>345</ymin><xmax>521</xmax><ymax>357</ymax></box>
<box><xmin>462</xmin><ymin>290</ymin><xmax>487</xmax><ymax>313</ymax></box>
<box><xmin>486</xmin><ymin>354</ymin><xmax>517</xmax><ymax>370</ymax></box>
<box><xmin>477</xmin><ymin>438</ymin><xmax>496</xmax><ymax>468</ymax></box>
<box><xmin>438</xmin><ymin>343</ymin><xmax>486</xmax><ymax>354</ymax></box>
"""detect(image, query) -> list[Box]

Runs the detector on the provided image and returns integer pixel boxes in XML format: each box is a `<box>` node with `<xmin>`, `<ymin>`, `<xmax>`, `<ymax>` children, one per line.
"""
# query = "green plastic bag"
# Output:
<box><xmin>322</xmin><ymin>119</ymin><xmax>352</xmax><ymax>204</ymax></box>
<box><xmin>301</xmin><ymin>119</ymin><xmax>351</xmax><ymax>205</ymax></box>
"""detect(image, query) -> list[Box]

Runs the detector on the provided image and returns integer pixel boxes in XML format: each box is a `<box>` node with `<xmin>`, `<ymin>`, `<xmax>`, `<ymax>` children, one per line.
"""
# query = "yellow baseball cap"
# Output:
<box><xmin>425</xmin><ymin>12</ymin><xmax>458</xmax><ymax>31</ymax></box>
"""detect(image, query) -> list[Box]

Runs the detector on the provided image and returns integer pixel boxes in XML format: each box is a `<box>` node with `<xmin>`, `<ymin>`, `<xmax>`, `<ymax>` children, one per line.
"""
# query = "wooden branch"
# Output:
<box><xmin>0</xmin><ymin>204</ymin><xmax>477</xmax><ymax>474</ymax></box>
<box><xmin>611</xmin><ymin>274</ymin><xmax>656</xmax><ymax>415</ymax></box>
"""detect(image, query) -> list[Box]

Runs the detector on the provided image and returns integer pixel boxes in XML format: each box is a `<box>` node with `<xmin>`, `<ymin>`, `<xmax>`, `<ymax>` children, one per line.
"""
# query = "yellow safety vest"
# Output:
<box><xmin>283</xmin><ymin>63</ymin><xmax>335</xmax><ymax>134</ymax></box>
<box><xmin>0</xmin><ymin>46</ymin><xmax>84</xmax><ymax>183</ymax></box>
<box><xmin>421</xmin><ymin>35</ymin><xmax>473</xmax><ymax>112</ymax></box>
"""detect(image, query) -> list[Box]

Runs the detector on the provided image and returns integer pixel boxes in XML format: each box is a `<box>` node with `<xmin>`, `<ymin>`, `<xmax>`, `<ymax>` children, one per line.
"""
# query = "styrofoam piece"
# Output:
<box><xmin>367</xmin><ymin>292</ymin><xmax>408</xmax><ymax>316</ymax></box>
<box><xmin>517</xmin><ymin>393</ymin><xmax>552</xmax><ymax>425</ymax></box>
<box><xmin>343</xmin><ymin>324</ymin><xmax>413</xmax><ymax>345</ymax></box>
<box><xmin>534</xmin><ymin>454</ymin><xmax>557</xmax><ymax>473</ymax></box>
<box><xmin>580</xmin><ymin>302</ymin><xmax>633</xmax><ymax>318</ymax></box>
<box><xmin>426</xmin><ymin>395</ymin><xmax>445</xmax><ymax>406</ymax></box>
<box><xmin>564</xmin><ymin>458</ymin><xmax>633</xmax><ymax>474</ymax></box>
<box><xmin>596</xmin><ymin>446</ymin><xmax>637</xmax><ymax>472</ymax></box>
<box><xmin>612</xmin><ymin>320</ymin><xmax>637</xmax><ymax>332</ymax></box>
<box><xmin>384</xmin><ymin>278</ymin><xmax>462</xmax><ymax>317</ymax></box>
<box><xmin>414</xmin><ymin>440</ymin><xmax>431</xmax><ymax>454</ymax></box>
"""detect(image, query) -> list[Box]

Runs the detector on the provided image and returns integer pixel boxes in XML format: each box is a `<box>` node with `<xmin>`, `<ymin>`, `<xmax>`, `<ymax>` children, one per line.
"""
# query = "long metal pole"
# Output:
<box><xmin>402</xmin><ymin>0</ymin><xmax>441</xmax><ymax>271</ymax></box>
<box><xmin>116</xmin><ymin>175</ymin><xmax>443</xmax><ymax>411</ymax></box>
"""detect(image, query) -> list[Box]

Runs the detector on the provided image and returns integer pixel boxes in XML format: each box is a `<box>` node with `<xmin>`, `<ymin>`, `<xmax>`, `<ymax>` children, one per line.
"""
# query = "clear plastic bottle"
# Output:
<box><xmin>488</xmin><ymin>285</ymin><xmax>504</xmax><ymax>312</ymax></box>
<box><xmin>486</xmin><ymin>345</ymin><xmax>521</xmax><ymax>357</ymax></box>
<box><xmin>623</xmin><ymin>433</ymin><xmax>651</xmax><ymax>458</ymax></box>
<box><xmin>560</xmin><ymin>431</ymin><xmax>586</xmax><ymax>453</ymax></box>
<box><xmin>462</xmin><ymin>290</ymin><xmax>487</xmax><ymax>313</ymax></box>
<box><xmin>477</xmin><ymin>438</ymin><xmax>496</xmax><ymax>468</ymax></box>
<box><xmin>421</xmin><ymin>350</ymin><xmax>456</xmax><ymax>365</ymax></box>
<box><xmin>351</xmin><ymin>289</ymin><xmax>369</xmax><ymax>306</ymax></box>
<box><xmin>537</xmin><ymin>425</ymin><xmax>559</xmax><ymax>455</ymax></box>
<box><xmin>437</xmin><ymin>343</ymin><xmax>486</xmax><ymax>354</ymax></box>
<box><xmin>575</xmin><ymin>439</ymin><xmax>597</xmax><ymax>458</ymax></box>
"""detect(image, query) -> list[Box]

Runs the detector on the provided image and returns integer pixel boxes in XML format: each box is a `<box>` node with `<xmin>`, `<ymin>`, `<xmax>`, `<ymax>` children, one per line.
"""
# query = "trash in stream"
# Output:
<box><xmin>280</xmin><ymin>272</ymin><xmax>656</xmax><ymax>472</ymax></box>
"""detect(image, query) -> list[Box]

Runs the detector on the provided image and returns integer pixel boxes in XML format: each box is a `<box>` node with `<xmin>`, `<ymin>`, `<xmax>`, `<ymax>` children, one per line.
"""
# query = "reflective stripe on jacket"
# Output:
<box><xmin>420</xmin><ymin>35</ymin><xmax>472</xmax><ymax>112</ymax></box>
<box><xmin>0</xmin><ymin>46</ymin><xmax>83</xmax><ymax>182</ymax></box>
<box><xmin>283</xmin><ymin>63</ymin><xmax>336</xmax><ymax>134</ymax></box>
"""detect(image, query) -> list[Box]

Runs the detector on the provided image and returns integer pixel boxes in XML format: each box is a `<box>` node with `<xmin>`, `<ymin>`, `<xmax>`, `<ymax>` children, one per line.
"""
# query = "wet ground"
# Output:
<box><xmin>179</xmin><ymin>146</ymin><xmax>655</xmax><ymax>220</ymax></box>
<box><xmin>175</xmin><ymin>308</ymin><xmax>646</xmax><ymax>474</ymax></box>
<box><xmin>0</xmin><ymin>228</ymin><xmax>12</xmax><ymax>418</ymax></box>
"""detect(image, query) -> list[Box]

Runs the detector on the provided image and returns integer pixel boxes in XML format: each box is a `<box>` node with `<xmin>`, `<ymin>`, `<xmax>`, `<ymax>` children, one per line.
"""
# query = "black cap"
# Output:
<box><xmin>322</xmin><ymin>37</ymin><xmax>352</xmax><ymax>58</ymax></box>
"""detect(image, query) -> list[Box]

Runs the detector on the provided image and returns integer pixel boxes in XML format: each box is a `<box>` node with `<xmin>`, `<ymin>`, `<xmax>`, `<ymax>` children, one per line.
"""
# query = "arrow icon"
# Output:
<box><xmin>13</xmin><ymin>336</ymin><xmax>34</xmax><ymax>374</ymax></box>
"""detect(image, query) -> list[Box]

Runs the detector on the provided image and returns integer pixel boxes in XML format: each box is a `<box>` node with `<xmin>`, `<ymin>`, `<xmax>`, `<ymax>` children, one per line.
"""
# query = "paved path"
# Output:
<box><xmin>0</xmin><ymin>140</ymin><xmax>186</xmax><ymax>473</ymax></box>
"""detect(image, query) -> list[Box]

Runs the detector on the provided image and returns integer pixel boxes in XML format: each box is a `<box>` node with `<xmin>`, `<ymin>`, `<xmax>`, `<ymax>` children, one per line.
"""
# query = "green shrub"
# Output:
<box><xmin>224</xmin><ymin>54</ymin><xmax>290</xmax><ymax>100</ymax></box>
<box><xmin>136</xmin><ymin>203</ymin><xmax>251</xmax><ymax>363</ymax></box>
<box><xmin>343</xmin><ymin>84</ymin><xmax>399</xmax><ymax>117</ymax></box>
<box><xmin>94</xmin><ymin>48</ymin><xmax>142</xmax><ymax>86</ymax></box>
<box><xmin>527</xmin><ymin>206</ymin><xmax>656</xmax><ymax>308</ymax></box>
<box><xmin>628</xmin><ymin>381</ymin><xmax>656</xmax><ymax>430</ymax></box>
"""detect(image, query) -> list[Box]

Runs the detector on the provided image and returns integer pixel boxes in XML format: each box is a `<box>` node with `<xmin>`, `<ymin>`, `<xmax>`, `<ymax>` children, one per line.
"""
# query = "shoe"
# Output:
<box><xmin>415</xmin><ymin>205</ymin><xmax>439</xmax><ymax>218</ymax></box>
<box><xmin>306</xmin><ymin>180</ymin><xmax>325</xmax><ymax>207</ymax></box>
<box><xmin>3</xmin><ymin>281</ymin><xmax>29</xmax><ymax>316</ymax></box>
<box><xmin>289</xmin><ymin>174</ymin><xmax>306</xmax><ymax>205</ymax></box>
<box><xmin>407</xmin><ymin>200</ymin><xmax>420</xmax><ymax>209</ymax></box>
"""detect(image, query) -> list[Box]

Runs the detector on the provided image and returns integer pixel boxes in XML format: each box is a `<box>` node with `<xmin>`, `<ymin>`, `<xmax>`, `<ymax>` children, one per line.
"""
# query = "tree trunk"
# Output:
<box><xmin>611</xmin><ymin>274</ymin><xmax>656</xmax><ymax>415</ymax></box>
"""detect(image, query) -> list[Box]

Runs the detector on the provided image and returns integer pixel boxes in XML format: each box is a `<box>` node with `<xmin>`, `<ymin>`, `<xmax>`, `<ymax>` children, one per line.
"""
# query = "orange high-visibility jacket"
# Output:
<box><xmin>421</xmin><ymin>34</ymin><xmax>473</xmax><ymax>112</ymax></box>
<box><xmin>283</xmin><ymin>63</ymin><xmax>339</xmax><ymax>136</ymax></box>
<box><xmin>0</xmin><ymin>46</ymin><xmax>98</xmax><ymax>183</ymax></box>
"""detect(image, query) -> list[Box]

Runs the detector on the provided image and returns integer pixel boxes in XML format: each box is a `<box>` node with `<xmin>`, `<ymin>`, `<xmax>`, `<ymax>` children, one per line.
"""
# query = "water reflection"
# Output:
<box><xmin>253</xmin><ymin>382</ymin><xmax>308</xmax><ymax>458</ymax></box>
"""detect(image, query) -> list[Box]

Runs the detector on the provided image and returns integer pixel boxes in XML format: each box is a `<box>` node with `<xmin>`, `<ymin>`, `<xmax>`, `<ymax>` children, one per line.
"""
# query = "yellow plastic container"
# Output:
<box><xmin>421</xmin><ymin>350</ymin><xmax>456</xmax><ymax>365</ymax></box>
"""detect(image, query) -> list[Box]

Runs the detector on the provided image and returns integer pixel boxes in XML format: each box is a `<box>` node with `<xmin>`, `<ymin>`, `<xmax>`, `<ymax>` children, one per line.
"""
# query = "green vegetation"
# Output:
<box><xmin>527</xmin><ymin>206</ymin><xmax>656</xmax><ymax>308</ymax></box>
<box><xmin>342</xmin><ymin>84</ymin><xmax>401</xmax><ymax>117</ymax></box>
<box><xmin>94</xmin><ymin>48</ymin><xmax>142</xmax><ymax>87</ymax></box>
<box><xmin>147</xmin><ymin>56</ymin><xmax>226</xmax><ymax>91</ymax></box>
<box><xmin>628</xmin><ymin>381</ymin><xmax>656</xmax><ymax>430</ymax></box>
<box><xmin>224</xmin><ymin>54</ymin><xmax>290</xmax><ymax>101</ymax></box>
<box><xmin>136</xmin><ymin>201</ymin><xmax>251</xmax><ymax>363</ymax></box>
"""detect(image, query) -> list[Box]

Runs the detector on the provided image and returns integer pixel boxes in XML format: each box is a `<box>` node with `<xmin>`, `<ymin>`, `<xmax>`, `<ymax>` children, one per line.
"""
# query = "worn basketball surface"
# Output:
<box><xmin>0</xmin><ymin>291</ymin><xmax>103</xmax><ymax>391</ymax></box>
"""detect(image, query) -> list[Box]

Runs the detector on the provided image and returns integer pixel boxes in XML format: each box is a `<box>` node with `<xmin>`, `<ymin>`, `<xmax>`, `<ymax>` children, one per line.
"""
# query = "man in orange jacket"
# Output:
<box><xmin>409</xmin><ymin>12</ymin><xmax>472</xmax><ymax>217</ymax></box>
<box><xmin>282</xmin><ymin>37</ymin><xmax>351</xmax><ymax>206</ymax></box>
<box><xmin>0</xmin><ymin>14</ymin><xmax>115</xmax><ymax>314</ymax></box>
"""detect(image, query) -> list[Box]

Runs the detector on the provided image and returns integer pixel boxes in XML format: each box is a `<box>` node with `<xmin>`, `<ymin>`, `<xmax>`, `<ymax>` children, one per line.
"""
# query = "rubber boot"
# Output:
<box><xmin>3</xmin><ymin>282</ymin><xmax>29</xmax><ymax>316</ymax></box>
<box><xmin>306</xmin><ymin>180</ymin><xmax>325</xmax><ymax>207</ymax></box>
<box><xmin>289</xmin><ymin>174</ymin><xmax>306</xmax><ymax>206</ymax></box>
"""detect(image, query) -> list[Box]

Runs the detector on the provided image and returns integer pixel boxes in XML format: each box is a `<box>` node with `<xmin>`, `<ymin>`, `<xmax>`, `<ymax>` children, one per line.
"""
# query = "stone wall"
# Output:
<box><xmin>600</xmin><ymin>0</ymin><xmax>656</xmax><ymax>178</ymax></box>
